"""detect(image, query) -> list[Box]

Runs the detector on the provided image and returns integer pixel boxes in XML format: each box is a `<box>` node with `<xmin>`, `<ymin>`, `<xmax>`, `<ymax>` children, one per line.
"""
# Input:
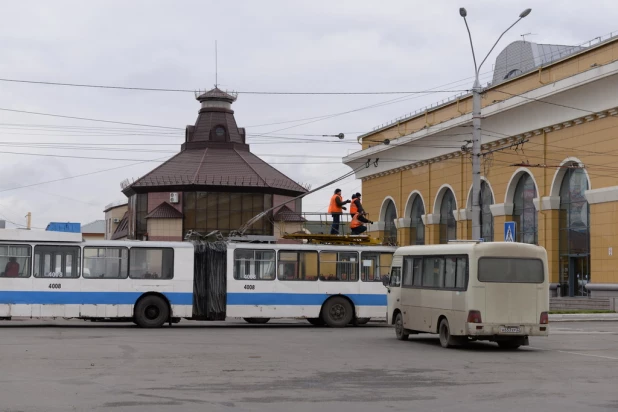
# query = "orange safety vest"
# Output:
<box><xmin>350</xmin><ymin>213</ymin><xmax>363</xmax><ymax>229</ymax></box>
<box><xmin>328</xmin><ymin>194</ymin><xmax>343</xmax><ymax>213</ymax></box>
<box><xmin>350</xmin><ymin>199</ymin><xmax>358</xmax><ymax>215</ymax></box>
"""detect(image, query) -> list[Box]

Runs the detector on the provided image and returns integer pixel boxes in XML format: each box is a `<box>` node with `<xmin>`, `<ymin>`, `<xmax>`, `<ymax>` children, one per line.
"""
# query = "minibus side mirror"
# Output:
<box><xmin>382</xmin><ymin>275</ymin><xmax>390</xmax><ymax>287</ymax></box>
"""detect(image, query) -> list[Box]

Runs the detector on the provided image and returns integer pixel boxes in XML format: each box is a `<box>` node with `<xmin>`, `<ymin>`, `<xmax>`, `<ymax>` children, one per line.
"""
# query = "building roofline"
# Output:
<box><xmin>359</xmin><ymin>32</ymin><xmax>618</xmax><ymax>142</ymax></box>
<box><xmin>103</xmin><ymin>202</ymin><xmax>128</xmax><ymax>213</ymax></box>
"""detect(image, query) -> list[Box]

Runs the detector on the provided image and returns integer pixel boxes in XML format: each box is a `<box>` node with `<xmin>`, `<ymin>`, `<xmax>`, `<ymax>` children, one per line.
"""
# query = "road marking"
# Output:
<box><xmin>550</xmin><ymin>331</ymin><xmax>614</xmax><ymax>335</ymax></box>
<box><xmin>557</xmin><ymin>350</ymin><xmax>618</xmax><ymax>361</ymax></box>
<box><xmin>527</xmin><ymin>346</ymin><xmax>618</xmax><ymax>360</ymax></box>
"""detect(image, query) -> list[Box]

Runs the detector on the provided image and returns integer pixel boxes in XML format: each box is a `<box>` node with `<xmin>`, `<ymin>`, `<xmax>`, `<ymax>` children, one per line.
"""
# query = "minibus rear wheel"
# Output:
<box><xmin>439</xmin><ymin>318</ymin><xmax>460</xmax><ymax>348</ymax></box>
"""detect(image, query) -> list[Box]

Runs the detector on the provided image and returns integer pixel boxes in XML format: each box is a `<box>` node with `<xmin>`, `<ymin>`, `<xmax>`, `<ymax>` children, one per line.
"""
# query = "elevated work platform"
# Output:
<box><xmin>282</xmin><ymin>233</ymin><xmax>382</xmax><ymax>245</ymax></box>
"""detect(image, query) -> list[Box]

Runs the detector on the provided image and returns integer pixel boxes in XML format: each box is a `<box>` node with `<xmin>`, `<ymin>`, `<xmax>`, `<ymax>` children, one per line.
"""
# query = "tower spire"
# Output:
<box><xmin>215</xmin><ymin>40</ymin><xmax>218</xmax><ymax>88</ymax></box>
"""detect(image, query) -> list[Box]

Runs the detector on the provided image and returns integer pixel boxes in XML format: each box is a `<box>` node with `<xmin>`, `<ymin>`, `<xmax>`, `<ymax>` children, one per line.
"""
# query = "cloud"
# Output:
<box><xmin>0</xmin><ymin>0</ymin><xmax>614</xmax><ymax>226</ymax></box>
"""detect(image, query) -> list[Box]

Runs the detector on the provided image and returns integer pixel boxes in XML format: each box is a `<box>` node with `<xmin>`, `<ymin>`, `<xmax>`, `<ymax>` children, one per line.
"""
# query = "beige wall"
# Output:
<box><xmin>273</xmin><ymin>221</ymin><xmax>303</xmax><ymax>244</ymax></box>
<box><xmin>104</xmin><ymin>205</ymin><xmax>128</xmax><ymax>240</ymax></box>
<box><xmin>83</xmin><ymin>233</ymin><xmax>105</xmax><ymax>241</ymax></box>
<box><xmin>147</xmin><ymin>218</ymin><xmax>182</xmax><ymax>241</ymax></box>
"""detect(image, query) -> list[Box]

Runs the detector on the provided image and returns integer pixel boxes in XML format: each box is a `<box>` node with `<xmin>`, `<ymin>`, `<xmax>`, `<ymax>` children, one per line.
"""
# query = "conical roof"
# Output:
<box><xmin>195</xmin><ymin>87</ymin><xmax>237</xmax><ymax>103</ymax></box>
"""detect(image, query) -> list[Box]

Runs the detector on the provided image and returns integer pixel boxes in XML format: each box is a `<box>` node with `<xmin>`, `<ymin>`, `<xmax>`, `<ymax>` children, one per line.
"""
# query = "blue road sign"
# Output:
<box><xmin>504</xmin><ymin>222</ymin><xmax>516</xmax><ymax>242</ymax></box>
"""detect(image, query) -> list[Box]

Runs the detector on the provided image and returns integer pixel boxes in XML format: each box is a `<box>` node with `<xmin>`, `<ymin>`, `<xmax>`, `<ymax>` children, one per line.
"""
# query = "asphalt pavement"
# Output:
<box><xmin>1</xmin><ymin>319</ymin><xmax>618</xmax><ymax>412</ymax></box>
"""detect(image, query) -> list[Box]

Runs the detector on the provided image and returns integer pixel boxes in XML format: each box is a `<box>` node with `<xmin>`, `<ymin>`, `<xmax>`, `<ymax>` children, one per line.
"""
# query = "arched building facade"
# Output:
<box><xmin>345</xmin><ymin>36</ymin><xmax>618</xmax><ymax>298</ymax></box>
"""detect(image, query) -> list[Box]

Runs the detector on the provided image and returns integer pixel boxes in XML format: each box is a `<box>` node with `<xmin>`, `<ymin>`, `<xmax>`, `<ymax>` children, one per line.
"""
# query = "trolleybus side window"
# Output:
<box><xmin>234</xmin><ymin>249</ymin><xmax>275</xmax><ymax>280</ymax></box>
<box><xmin>361</xmin><ymin>252</ymin><xmax>393</xmax><ymax>282</ymax></box>
<box><xmin>0</xmin><ymin>244</ymin><xmax>32</xmax><ymax>278</ymax></box>
<box><xmin>129</xmin><ymin>248</ymin><xmax>174</xmax><ymax>279</ymax></box>
<box><xmin>33</xmin><ymin>245</ymin><xmax>81</xmax><ymax>278</ymax></box>
<box><xmin>319</xmin><ymin>251</ymin><xmax>358</xmax><ymax>281</ymax></box>
<box><xmin>277</xmin><ymin>251</ymin><xmax>318</xmax><ymax>281</ymax></box>
<box><xmin>83</xmin><ymin>247</ymin><xmax>129</xmax><ymax>279</ymax></box>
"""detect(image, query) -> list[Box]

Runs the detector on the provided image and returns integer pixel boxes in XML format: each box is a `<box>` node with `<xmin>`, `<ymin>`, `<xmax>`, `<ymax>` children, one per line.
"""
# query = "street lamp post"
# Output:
<box><xmin>459</xmin><ymin>7</ymin><xmax>531</xmax><ymax>240</ymax></box>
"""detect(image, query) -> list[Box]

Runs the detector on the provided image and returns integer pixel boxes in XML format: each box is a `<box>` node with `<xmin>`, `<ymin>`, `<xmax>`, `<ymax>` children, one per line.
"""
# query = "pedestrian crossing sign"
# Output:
<box><xmin>504</xmin><ymin>222</ymin><xmax>516</xmax><ymax>242</ymax></box>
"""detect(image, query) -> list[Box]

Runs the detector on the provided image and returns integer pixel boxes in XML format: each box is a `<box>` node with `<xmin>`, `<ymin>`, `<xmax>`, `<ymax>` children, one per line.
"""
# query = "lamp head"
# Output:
<box><xmin>459</xmin><ymin>7</ymin><xmax>467</xmax><ymax>17</ymax></box>
<box><xmin>519</xmin><ymin>8</ymin><xmax>531</xmax><ymax>18</ymax></box>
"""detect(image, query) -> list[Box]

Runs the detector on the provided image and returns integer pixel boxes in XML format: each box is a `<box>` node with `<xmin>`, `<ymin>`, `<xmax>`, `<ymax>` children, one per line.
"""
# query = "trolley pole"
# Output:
<box><xmin>459</xmin><ymin>7</ymin><xmax>531</xmax><ymax>240</ymax></box>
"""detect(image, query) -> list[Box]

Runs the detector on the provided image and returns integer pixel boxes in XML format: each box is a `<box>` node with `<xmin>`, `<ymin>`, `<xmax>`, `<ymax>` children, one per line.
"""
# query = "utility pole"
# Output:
<box><xmin>459</xmin><ymin>7</ymin><xmax>531</xmax><ymax>240</ymax></box>
<box><xmin>26</xmin><ymin>212</ymin><xmax>32</xmax><ymax>230</ymax></box>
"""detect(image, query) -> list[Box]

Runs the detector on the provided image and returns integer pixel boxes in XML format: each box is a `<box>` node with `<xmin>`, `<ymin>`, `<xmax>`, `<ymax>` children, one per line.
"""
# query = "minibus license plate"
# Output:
<box><xmin>500</xmin><ymin>326</ymin><xmax>521</xmax><ymax>333</ymax></box>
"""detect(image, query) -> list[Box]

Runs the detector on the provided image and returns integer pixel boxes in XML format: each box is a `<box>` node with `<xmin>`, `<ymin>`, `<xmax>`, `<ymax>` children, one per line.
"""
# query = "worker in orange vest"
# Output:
<box><xmin>350</xmin><ymin>212</ymin><xmax>373</xmax><ymax>235</ymax></box>
<box><xmin>328</xmin><ymin>188</ymin><xmax>350</xmax><ymax>234</ymax></box>
<box><xmin>349</xmin><ymin>192</ymin><xmax>365</xmax><ymax>218</ymax></box>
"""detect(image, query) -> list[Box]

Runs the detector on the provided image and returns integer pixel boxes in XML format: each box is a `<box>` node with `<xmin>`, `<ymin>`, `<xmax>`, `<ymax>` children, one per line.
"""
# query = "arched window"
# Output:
<box><xmin>409</xmin><ymin>196</ymin><xmax>425</xmax><ymax>245</ymax></box>
<box><xmin>439</xmin><ymin>190</ymin><xmax>456</xmax><ymax>244</ymax></box>
<box><xmin>513</xmin><ymin>174</ymin><xmax>537</xmax><ymax>244</ymax></box>
<box><xmin>383</xmin><ymin>200</ymin><xmax>398</xmax><ymax>245</ymax></box>
<box><xmin>479</xmin><ymin>181</ymin><xmax>494</xmax><ymax>242</ymax></box>
<box><xmin>559</xmin><ymin>168</ymin><xmax>590</xmax><ymax>297</ymax></box>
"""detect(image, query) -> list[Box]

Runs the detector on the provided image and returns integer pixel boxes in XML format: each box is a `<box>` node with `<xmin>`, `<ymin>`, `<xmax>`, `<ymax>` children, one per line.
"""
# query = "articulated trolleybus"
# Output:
<box><xmin>0</xmin><ymin>229</ymin><xmax>395</xmax><ymax>327</ymax></box>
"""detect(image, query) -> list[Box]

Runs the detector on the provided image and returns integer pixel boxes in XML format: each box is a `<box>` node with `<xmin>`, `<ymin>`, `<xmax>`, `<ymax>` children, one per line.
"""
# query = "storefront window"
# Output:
<box><xmin>439</xmin><ymin>190</ymin><xmax>457</xmax><ymax>244</ymax></box>
<box><xmin>183</xmin><ymin>192</ymin><xmax>273</xmax><ymax>236</ymax></box>
<box><xmin>409</xmin><ymin>196</ymin><xmax>425</xmax><ymax>245</ymax></box>
<box><xmin>513</xmin><ymin>173</ymin><xmax>538</xmax><ymax>244</ymax></box>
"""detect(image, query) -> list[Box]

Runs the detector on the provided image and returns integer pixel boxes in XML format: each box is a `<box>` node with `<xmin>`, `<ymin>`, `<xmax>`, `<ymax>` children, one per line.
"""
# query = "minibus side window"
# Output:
<box><xmin>389</xmin><ymin>267</ymin><xmax>401</xmax><ymax>287</ymax></box>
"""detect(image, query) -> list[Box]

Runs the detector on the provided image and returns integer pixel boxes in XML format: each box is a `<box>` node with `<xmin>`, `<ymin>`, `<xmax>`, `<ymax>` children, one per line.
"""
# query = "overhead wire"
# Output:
<box><xmin>0</xmin><ymin>77</ymin><xmax>466</xmax><ymax>95</ymax></box>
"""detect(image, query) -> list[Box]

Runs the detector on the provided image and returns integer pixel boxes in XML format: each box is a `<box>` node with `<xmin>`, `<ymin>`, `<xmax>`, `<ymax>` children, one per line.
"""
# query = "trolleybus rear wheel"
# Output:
<box><xmin>307</xmin><ymin>318</ymin><xmax>326</xmax><ymax>326</ymax></box>
<box><xmin>322</xmin><ymin>297</ymin><xmax>353</xmax><ymax>328</ymax></box>
<box><xmin>134</xmin><ymin>295</ymin><xmax>169</xmax><ymax>328</ymax></box>
<box><xmin>243</xmin><ymin>318</ymin><xmax>270</xmax><ymax>324</ymax></box>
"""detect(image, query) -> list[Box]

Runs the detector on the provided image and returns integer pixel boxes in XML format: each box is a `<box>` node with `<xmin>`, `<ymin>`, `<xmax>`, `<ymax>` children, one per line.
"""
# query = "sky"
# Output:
<box><xmin>0</xmin><ymin>0</ymin><xmax>616</xmax><ymax>229</ymax></box>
